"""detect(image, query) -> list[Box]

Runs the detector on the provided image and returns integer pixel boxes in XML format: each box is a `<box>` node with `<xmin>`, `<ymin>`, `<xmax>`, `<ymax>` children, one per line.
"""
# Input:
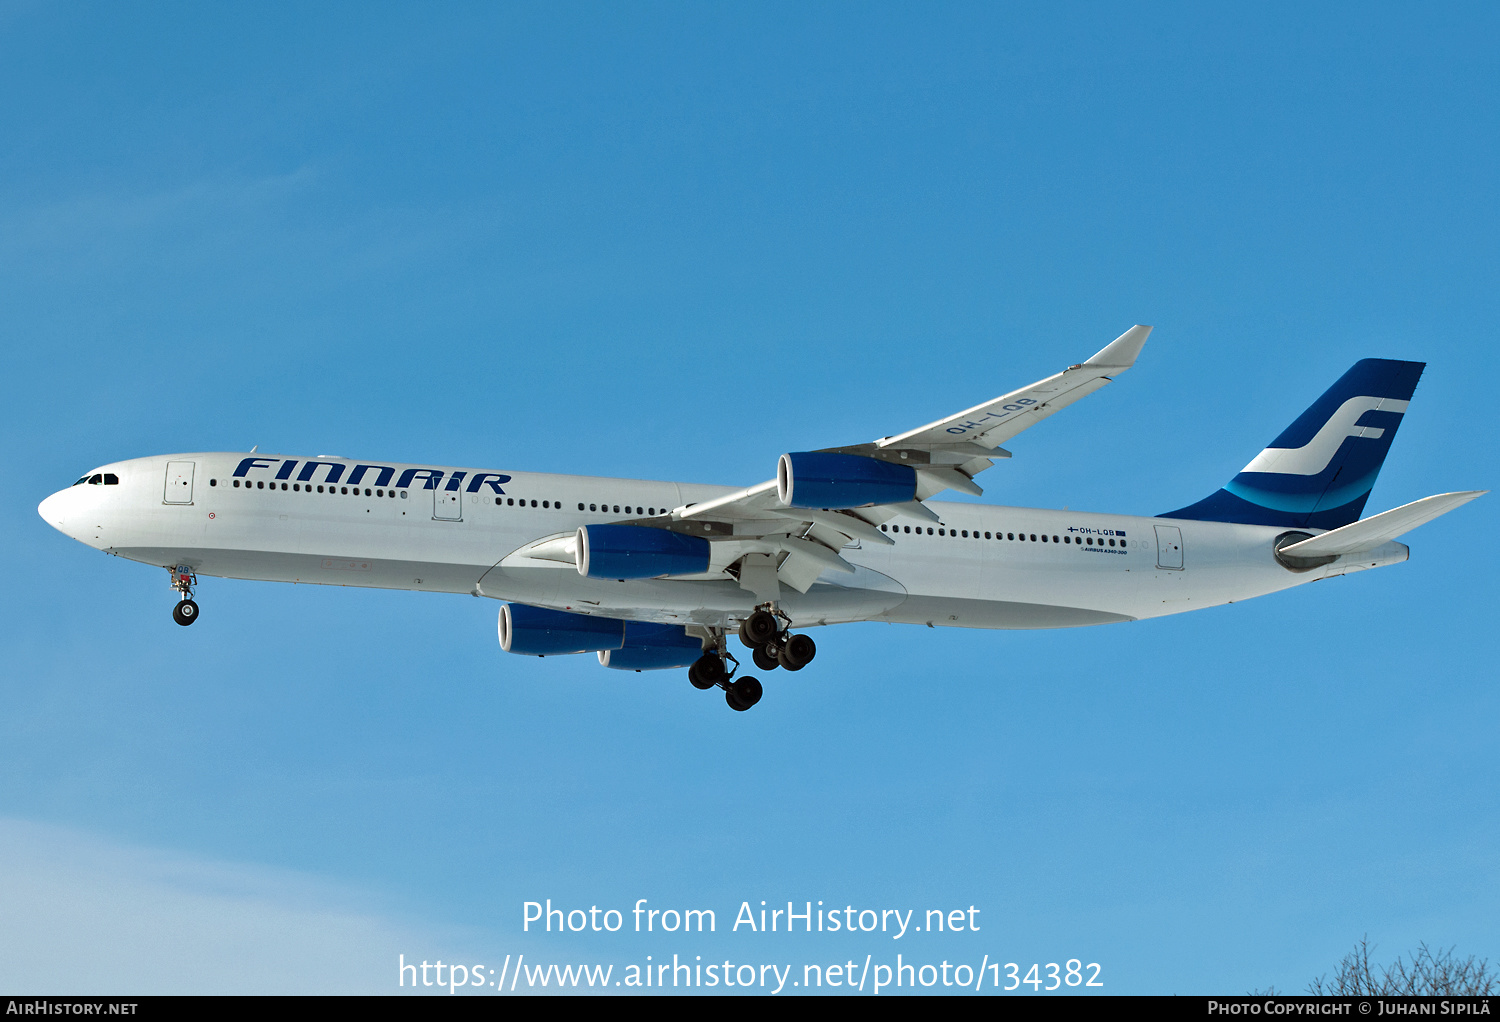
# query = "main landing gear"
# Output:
<box><xmin>688</xmin><ymin>647</ymin><xmax>762</xmax><ymax>712</ymax></box>
<box><xmin>739</xmin><ymin>607</ymin><xmax>816</xmax><ymax>672</ymax></box>
<box><xmin>170</xmin><ymin>566</ymin><xmax>199</xmax><ymax>626</ymax></box>
<box><xmin>684</xmin><ymin>605</ymin><xmax>818</xmax><ymax>713</ymax></box>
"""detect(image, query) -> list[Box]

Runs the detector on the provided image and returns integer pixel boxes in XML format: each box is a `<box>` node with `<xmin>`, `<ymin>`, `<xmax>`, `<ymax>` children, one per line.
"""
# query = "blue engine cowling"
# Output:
<box><xmin>598</xmin><ymin>623</ymin><xmax>706</xmax><ymax>671</ymax></box>
<box><xmin>576</xmin><ymin>524</ymin><xmax>711</xmax><ymax>579</ymax></box>
<box><xmin>777</xmin><ymin>451</ymin><xmax>917</xmax><ymax>509</ymax></box>
<box><xmin>498</xmin><ymin>603</ymin><xmax>627</xmax><ymax>656</ymax></box>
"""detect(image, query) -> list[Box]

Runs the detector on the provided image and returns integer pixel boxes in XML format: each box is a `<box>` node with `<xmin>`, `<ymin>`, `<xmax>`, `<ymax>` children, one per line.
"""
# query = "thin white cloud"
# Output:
<box><xmin>0</xmin><ymin>817</ymin><xmax>492</xmax><ymax>994</ymax></box>
<box><xmin>0</xmin><ymin>170</ymin><xmax>505</xmax><ymax>289</ymax></box>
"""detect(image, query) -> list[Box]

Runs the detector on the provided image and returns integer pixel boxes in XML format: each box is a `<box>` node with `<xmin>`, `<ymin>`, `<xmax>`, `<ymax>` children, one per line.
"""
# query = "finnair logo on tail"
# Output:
<box><xmin>1241</xmin><ymin>397</ymin><xmax>1409</xmax><ymax>476</ymax></box>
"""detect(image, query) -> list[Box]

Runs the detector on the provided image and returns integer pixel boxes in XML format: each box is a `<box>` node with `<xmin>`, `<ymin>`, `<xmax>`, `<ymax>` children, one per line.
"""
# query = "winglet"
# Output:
<box><xmin>1085</xmin><ymin>325</ymin><xmax>1152</xmax><ymax>369</ymax></box>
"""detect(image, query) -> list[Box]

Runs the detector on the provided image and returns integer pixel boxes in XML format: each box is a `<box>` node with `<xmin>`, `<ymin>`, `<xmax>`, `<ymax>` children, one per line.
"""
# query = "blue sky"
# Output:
<box><xmin>2</xmin><ymin>2</ymin><xmax>1496</xmax><ymax>994</ymax></box>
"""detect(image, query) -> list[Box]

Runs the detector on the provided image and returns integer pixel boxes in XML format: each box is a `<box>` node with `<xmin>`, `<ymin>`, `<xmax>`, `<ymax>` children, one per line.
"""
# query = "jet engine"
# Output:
<box><xmin>575</xmin><ymin>524</ymin><xmax>710</xmax><ymax>579</ymax></box>
<box><xmin>498</xmin><ymin>603</ymin><xmax>627</xmax><ymax>656</ymax></box>
<box><xmin>598</xmin><ymin>623</ymin><xmax>706</xmax><ymax>671</ymax></box>
<box><xmin>776</xmin><ymin>451</ymin><xmax>917</xmax><ymax>509</ymax></box>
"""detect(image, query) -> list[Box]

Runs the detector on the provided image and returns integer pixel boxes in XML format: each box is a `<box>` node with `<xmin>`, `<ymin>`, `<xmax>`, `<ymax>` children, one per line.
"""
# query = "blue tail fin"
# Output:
<box><xmin>1161</xmin><ymin>358</ymin><xmax>1424</xmax><ymax>529</ymax></box>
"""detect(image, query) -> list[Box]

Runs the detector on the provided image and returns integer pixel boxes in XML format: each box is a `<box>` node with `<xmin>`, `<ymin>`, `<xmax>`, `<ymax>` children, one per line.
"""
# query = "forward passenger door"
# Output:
<box><xmin>163</xmin><ymin>461</ymin><xmax>195</xmax><ymax>504</ymax></box>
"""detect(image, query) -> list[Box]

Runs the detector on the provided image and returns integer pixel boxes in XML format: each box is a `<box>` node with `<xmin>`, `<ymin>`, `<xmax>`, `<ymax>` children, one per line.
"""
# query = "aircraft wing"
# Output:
<box><xmin>664</xmin><ymin>325</ymin><xmax>1151</xmax><ymax>595</ymax></box>
<box><xmin>875</xmin><ymin>324</ymin><xmax>1152</xmax><ymax>453</ymax></box>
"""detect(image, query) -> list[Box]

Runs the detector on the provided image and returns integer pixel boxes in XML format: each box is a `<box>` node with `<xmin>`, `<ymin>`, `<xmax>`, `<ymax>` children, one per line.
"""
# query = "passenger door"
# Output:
<box><xmin>433</xmin><ymin>486</ymin><xmax>463</xmax><ymax>521</ymax></box>
<box><xmin>1154</xmin><ymin>524</ymin><xmax>1184</xmax><ymax>569</ymax></box>
<box><xmin>163</xmin><ymin>461</ymin><xmax>195</xmax><ymax>504</ymax></box>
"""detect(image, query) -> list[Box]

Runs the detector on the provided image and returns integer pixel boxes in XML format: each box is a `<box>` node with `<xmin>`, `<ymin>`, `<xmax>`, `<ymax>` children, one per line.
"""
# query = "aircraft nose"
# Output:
<box><xmin>38</xmin><ymin>489</ymin><xmax>72</xmax><ymax>534</ymax></box>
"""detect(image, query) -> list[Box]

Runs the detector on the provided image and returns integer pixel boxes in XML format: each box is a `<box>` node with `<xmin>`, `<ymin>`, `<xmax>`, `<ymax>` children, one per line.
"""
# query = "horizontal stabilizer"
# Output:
<box><xmin>1277</xmin><ymin>490</ymin><xmax>1486</xmax><ymax>559</ymax></box>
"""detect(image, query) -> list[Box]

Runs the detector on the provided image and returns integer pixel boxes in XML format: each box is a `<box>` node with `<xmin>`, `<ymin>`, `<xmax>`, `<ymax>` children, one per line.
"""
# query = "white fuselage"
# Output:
<box><xmin>38</xmin><ymin>452</ymin><xmax>1409</xmax><ymax>633</ymax></box>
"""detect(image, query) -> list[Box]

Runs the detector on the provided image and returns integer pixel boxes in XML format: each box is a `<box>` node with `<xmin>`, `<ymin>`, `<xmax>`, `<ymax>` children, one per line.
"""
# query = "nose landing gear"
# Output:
<box><xmin>170</xmin><ymin>566</ymin><xmax>199</xmax><ymax>626</ymax></box>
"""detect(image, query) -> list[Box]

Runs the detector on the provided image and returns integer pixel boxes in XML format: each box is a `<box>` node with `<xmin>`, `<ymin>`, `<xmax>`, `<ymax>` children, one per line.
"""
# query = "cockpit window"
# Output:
<box><xmin>73</xmin><ymin>477</ymin><xmax>89</xmax><ymax>486</ymax></box>
<box><xmin>103</xmin><ymin>473</ymin><xmax>119</xmax><ymax>485</ymax></box>
<box><xmin>88</xmin><ymin>474</ymin><xmax>103</xmax><ymax>485</ymax></box>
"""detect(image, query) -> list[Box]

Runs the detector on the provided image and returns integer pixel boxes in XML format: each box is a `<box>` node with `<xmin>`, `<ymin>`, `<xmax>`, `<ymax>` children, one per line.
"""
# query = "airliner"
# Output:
<box><xmin>37</xmin><ymin>326</ymin><xmax>1483</xmax><ymax>711</ymax></box>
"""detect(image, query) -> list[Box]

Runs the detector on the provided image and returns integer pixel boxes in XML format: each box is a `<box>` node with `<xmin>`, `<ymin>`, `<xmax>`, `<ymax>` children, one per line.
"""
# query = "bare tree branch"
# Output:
<box><xmin>1308</xmin><ymin>937</ymin><xmax>1495</xmax><ymax>996</ymax></box>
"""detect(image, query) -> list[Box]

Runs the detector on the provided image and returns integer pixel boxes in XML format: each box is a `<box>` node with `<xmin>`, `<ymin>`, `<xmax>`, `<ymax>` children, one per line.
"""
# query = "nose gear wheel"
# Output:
<box><xmin>169</xmin><ymin>566</ymin><xmax>200</xmax><ymax>626</ymax></box>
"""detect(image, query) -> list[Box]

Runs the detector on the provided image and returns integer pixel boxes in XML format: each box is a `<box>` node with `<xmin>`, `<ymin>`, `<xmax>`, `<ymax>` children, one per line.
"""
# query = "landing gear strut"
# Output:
<box><xmin>170</xmin><ymin>566</ymin><xmax>199</xmax><ymax>626</ymax></box>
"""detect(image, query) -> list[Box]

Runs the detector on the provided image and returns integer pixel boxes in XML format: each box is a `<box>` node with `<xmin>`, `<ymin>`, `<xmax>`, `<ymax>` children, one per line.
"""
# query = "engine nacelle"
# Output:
<box><xmin>576</xmin><ymin>524</ymin><xmax>711</xmax><ymax>579</ymax></box>
<box><xmin>598</xmin><ymin>623</ymin><xmax>706</xmax><ymax>671</ymax></box>
<box><xmin>777</xmin><ymin>451</ymin><xmax>917</xmax><ymax>509</ymax></box>
<box><xmin>498</xmin><ymin>603</ymin><xmax>626</xmax><ymax>656</ymax></box>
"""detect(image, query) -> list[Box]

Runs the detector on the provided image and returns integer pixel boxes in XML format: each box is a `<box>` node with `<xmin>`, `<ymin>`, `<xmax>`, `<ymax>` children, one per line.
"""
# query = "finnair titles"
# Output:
<box><xmin>39</xmin><ymin>326</ymin><xmax>1483</xmax><ymax>712</ymax></box>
